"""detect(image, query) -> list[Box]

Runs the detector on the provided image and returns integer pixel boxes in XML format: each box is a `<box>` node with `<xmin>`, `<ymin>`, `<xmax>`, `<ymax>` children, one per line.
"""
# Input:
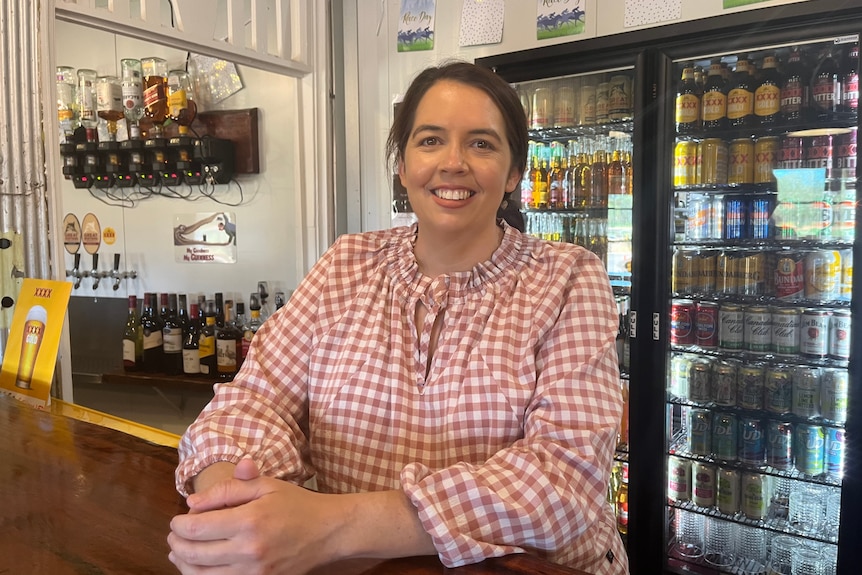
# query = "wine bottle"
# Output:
<box><xmin>141</xmin><ymin>293</ymin><xmax>164</xmax><ymax>372</ymax></box>
<box><xmin>198</xmin><ymin>300</ymin><xmax>217</xmax><ymax>377</ymax></box>
<box><xmin>216</xmin><ymin>300</ymin><xmax>242</xmax><ymax>381</ymax></box>
<box><xmin>163</xmin><ymin>293</ymin><xmax>183</xmax><ymax>375</ymax></box>
<box><xmin>182</xmin><ymin>302</ymin><xmax>201</xmax><ymax>377</ymax></box>
<box><xmin>122</xmin><ymin>295</ymin><xmax>143</xmax><ymax>372</ymax></box>
<box><xmin>243</xmin><ymin>293</ymin><xmax>264</xmax><ymax>361</ymax></box>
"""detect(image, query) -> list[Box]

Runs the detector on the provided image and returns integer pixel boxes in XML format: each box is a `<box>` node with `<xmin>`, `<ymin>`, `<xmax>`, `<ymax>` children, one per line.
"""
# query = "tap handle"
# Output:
<box><xmin>113</xmin><ymin>252</ymin><xmax>121</xmax><ymax>272</ymax></box>
<box><xmin>92</xmin><ymin>252</ymin><xmax>99</xmax><ymax>270</ymax></box>
<box><xmin>74</xmin><ymin>252</ymin><xmax>81</xmax><ymax>270</ymax></box>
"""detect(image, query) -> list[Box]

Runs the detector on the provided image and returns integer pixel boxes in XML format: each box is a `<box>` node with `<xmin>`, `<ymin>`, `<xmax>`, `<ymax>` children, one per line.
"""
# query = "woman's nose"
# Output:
<box><xmin>441</xmin><ymin>145</ymin><xmax>467</xmax><ymax>170</ymax></box>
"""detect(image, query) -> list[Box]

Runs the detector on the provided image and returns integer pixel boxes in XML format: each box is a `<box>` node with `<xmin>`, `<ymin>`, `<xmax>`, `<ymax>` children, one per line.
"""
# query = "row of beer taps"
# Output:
<box><xmin>66</xmin><ymin>253</ymin><xmax>137</xmax><ymax>290</ymax></box>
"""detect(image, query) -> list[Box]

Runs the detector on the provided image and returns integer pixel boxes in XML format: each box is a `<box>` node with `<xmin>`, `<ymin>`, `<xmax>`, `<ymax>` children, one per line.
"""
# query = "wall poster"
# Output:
<box><xmin>537</xmin><ymin>0</ymin><xmax>585</xmax><ymax>41</ymax></box>
<box><xmin>173</xmin><ymin>212</ymin><xmax>237</xmax><ymax>263</ymax></box>
<box><xmin>397</xmin><ymin>0</ymin><xmax>436</xmax><ymax>52</ymax></box>
<box><xmin>624</xmin><ymin>0</ymin><xmax>682</xmax><ymax>28</ymax></box>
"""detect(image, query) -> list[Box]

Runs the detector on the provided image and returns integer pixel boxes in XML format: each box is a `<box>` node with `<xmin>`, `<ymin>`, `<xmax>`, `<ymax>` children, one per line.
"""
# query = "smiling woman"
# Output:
<box><xmin>170</xmin><ymin>61</ymin><xmax>627</xmax><ymax>575</ymax></box>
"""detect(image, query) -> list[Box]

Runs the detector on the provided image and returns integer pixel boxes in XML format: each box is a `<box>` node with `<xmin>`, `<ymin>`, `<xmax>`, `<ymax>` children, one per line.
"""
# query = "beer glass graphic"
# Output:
<box><xmin>15</xmin><ymin>305</ymin><xmax>48</xmax><ymax>389</ymax></box>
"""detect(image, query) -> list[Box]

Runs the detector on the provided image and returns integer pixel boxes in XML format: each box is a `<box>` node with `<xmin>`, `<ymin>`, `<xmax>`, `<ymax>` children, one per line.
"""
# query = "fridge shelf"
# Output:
<box><xmin>669</xmin><ymin>292</ymin><xmax>851</xmax><ymax>309</ymax></box>
<box><xmin>672</xmin><ymin>238</ymin><xmax>855</xmax><ymax>248</ymax></box>
<box><xmin>666</xmin><ymin>395</ymin><xmax>846</xmax><ymax>431</ymax></box>
<box><xmin>668</xmin><ymin>344</ymin><xmax>849</xmax><ymax>369</ymax></box>
<box><xmin>674</xmin><ymin>118</ymin><xmax>858</xmax><ymax>143</ymax></box>
<box><xmin>529</xmin><ymin>120</ymin><xmax>633</xmax><ymax>141</ymax></box>
<box><xmin>673</xmin><ymin>183</ymin><xmax>776</xmax><ymax>194</ymax></box>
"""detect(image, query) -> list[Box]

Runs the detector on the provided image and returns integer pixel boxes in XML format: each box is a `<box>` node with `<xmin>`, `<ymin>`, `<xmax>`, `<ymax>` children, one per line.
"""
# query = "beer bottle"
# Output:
<box><xmin>781</xmin><ymin>46</ymin><xmax>810</xmax><ymax>124</ymax></box>
<box><xmin>811</xmin><ymin>45</ymin><xmax>842</xmax><ymax>121</ymax></box>
<box><xmin>548</xmin><ymin>142</ymin><xmax>565</xmax><ymax>209</ymax></box>
<box><xmin>675</xmin><ymin>64</ymin><xmax>701</xmax><ymax>134</ymax></box>
<box><xmin>623</xmin><ymin>151</ymin><xmax>634</xmax><ymax>195</ymax></box>
<box><xmin>608</xmin><ymin>150</ymin><xmax>625</xmax><ymax>195</ymax></box>
<box><xmin>562</xmin><ymin>142</ymin><xmax>577</xmax><ymax>208</ymax></box>
<box><xmin>530</xmin><ymin>143</ymin><xmax>547</xmax><ymax>210</ymax></box>
<box><xmin>574</xmin><ymin>153</ymin><xmax>591</xmax><ymax>209</ymax></box>
<box><xmin>755</xmin><ymin>53</ymin><xmax>782</xmax><ymax>126</ymax></box>
<box><xmin>524</xmin><ymin>142</ymin><xmax>538</xmax><ymax>209</ymax></box>
<box><xmin>702</xmin><ymin>60</ymin><xmax>728</xmax><ymax>132</ymax></box>
<box><xmin>728</xmin><ymin>56</ymin><xmax>755</xmax><ymax>128</ymax></box>
<box><xmin>616</xmin><ymin>462</ymin><xmax>629</xmax><ymax>535</ymax></box>
<box><xmin>590</xmin><ymin>150</ymin><xmax>608</xmax><ymax>209</ymax></box>
<box><xmin>841</xmin><ymin>41</ymin><xmax>859</xmax><ymax>119</ymax></box>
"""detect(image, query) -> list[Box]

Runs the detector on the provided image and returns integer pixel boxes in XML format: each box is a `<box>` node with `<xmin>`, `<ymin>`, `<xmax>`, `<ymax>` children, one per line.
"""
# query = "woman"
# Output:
<box><xmin>169</xmin><ymin>61</ymin><xmax>627</xmax><ymax>575</ymax></box>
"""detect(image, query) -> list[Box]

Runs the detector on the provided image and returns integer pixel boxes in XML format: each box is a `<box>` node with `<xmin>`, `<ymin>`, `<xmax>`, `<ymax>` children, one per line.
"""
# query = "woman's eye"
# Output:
<box><xmin>420</xmin><ymin>136</ymin><xmax>438</xmax><ymax>146</ymax></box>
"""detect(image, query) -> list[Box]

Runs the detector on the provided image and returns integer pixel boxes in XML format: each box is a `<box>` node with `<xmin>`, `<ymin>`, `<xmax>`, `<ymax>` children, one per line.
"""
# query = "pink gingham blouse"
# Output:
<box><xmin>176</xmin><ymin>222</ymin><xmax>627</xmax><ymax>575</ymax></box>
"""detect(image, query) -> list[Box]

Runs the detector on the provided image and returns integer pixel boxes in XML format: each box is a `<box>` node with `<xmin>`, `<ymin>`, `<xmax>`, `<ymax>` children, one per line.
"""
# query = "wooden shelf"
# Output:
<box><xmin>101</xmin><ymin>371</ymin><xmax>220</xmax><ymax>390</ymax></box>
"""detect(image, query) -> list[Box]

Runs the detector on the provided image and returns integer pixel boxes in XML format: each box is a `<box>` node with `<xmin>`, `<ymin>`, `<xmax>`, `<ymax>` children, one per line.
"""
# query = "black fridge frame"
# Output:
<box><xmin>476</xmin><ymin>1</ymin><xmax>862</xmax><ymax>574</ymax></box>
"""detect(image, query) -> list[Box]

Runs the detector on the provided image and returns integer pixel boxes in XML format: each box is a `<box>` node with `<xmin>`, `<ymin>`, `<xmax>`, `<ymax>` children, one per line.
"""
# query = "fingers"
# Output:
<box><xmin>233</xmin><ymin>458</ymin><xmax>260</xmax><ymax>481</ymax></box>
<box><xmin>187</xmin><ymin>477</ymin><xmax>266</xmax><ymax>514</ymax></box>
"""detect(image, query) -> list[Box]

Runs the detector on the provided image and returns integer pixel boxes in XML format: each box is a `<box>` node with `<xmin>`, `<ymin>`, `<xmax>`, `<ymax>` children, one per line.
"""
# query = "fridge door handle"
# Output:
<box><xmin>652</xmin><ymin>312</ymin><xmax>659</xmax><ymax>341</ymax></box>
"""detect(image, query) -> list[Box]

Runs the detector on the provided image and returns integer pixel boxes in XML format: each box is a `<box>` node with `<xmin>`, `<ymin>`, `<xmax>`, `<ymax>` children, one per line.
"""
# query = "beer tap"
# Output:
<box><xmin>66</xmin><ymin>253</ymin><xmax>84</xmax><ymax>289</ymax></box>
<box><xmin>111</xmin><ymin>253</ymin><xmax>122</xmax><ymax>291</ymax></box>
<box><xmin>91</xmin><ymin>253</ymin><xmax>101</xmax><ymax>290</ymax></box>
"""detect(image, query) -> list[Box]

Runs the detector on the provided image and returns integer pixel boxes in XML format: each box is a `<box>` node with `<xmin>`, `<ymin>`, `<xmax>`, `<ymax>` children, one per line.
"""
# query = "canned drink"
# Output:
<box><xmin>772</xmin><ymin>307</ymin><xmax>801</xmax><ymax>355</ymax></box>
<box><xmin>579</xmin><ymin>83</ymin><xmax>596</xmax><ymax>126</ymax></box>
<box><xmin>711</xmin><ymin>361</ymin><xmax>738</xmax><ymax>407</ymax></box>
<box><xmin>794</xmin><ymin>424</ymin><xmax>825</xmax><ymax>477</ymax></box>
<box><xmin>671</xmin><ymin>299</ymin><xmax>696</xmax><ymax>345</ymax></box>
<box><xmin>553</xmin><ymin>85</ymin><xmax>576</xmax><ymax>128</ymax></box>
<box><xmin>716</xmin><ymin>467</ymin><xmax>741</xmax><ymax>515</ymax></box>
<box><xmin>724</xmin><ymin>196</ymin><xmax>747</xmax><ymax>240</ymax></box>
<box><xmin>696</xmin><ymin>249</ymin><xmax>717</xmax><ymax>293</ymax></box>
<box><xmin>729</xmin><ymin>138</ymin><xmax>755</xmax><ymax>184</ymax></box>
<box><xmin>792</xmin><ymin>367</ymin><xmax>821</xmax><ymax>419</ymax></box>
<box><xmin>718</xmin><ymin>303</ymin><xmax>745</xmax><ymax>350</ymax></box>
<box><xmin>829</xmin><ymin>309</ymin><xmax>851</xmax><ymax>360</ymax></box>
<box><xmin>717</xmin><ymin>250</ymin><xmax>739</xmax><ymax>294</ymax></box>
<box><xmin>688</xmin><ymin>408</ymin><xmax>712</xmax><ymax>456</ymax></box>
<box><xmin>608</xmin><ymin>74</ymin><xmax>631</xmax><ymax>122</ymax></box>
<box><xmin>767</xmin><ymin>420</ymin><xmax>794</xmax><ymax>470</ymax></box>
<box><xmin>748</xmin><ymin>195</ymin><xmax>774</xmax><ymax>239</ymax></box>
<box><xmin>821</xmin><ymin>368</ymin><xmax>849</xmax><ymax>424</ymax></box>
<box><xmin>699</xmin><ymin>138</ymin><xmax>728</xmax><ymax>185</ymax></box>
<box><xmin>740</xmin><ymin>417</ymin><xmax>766</xmax><ymax>467</ymax></box>
<box><xmin>672</xmin><ymin>248</ymin><xmax>698</xmax><ymax>294</ymax></box>
<box><xmin>686</xmin><ymin>195</ymin><xmax>712</xmax><ymax>241</ymax></box>
<box><xmin>764</xmin><ymin>366</ymin><xmax>793</xmax><ymax>415</ymax></box>
<box><xmin>744</xmin><ymin>305</ymin><xmax>772</xmax><ymax>353</ymax></box>
<box><xmin>669</xmin><ymin>354</ymin><xmax>692</xmax><ymax>399</ymax></box>
<box><xmin>695</xmin><ymin>301</ymin><xmax>719</xmax><ymax>349</ymax></box>
<box><xmin>780</xmin><ymin>135</ymin><xmax>805</xmax><ymax>169</ymax></box>
<box><xmin>834</xmin><ymin>129</ymin><xmax>857</xmax><ymax>182</ymax></box>
<box><xmin>595</xmin><ymin>82</ymin><xmax>610</xmax><ymax>124</ymax></box>
<box><xmin>840</xmin><ymin>248</ymin><xmax>854</xmax><ymax>300</ymax></box>
<box><xmin>754</xmin><ymin>136</ymin><xmax>779</xmax><ymax>183</ymax></box>
<box><xmin>530</xmin><ymin>86</ymin><xmax>553</xmax><ymax>129</ymax></box>
<box><xmin>804</xmin><ymin>134</ymin><xmax>835</xmax><ymax>178</ymax></box>
<box><xmin>712</xmin><ymin>411</ymin><xmax>738</xmax><ymax>461</ymax></box>
<box><xmin>741</xmin><ymin>472</ymin><xmax>769</xmax><ymax>520</ymax></box>
<box><xmin>668</xmin><ymin>456</ymin><xmax>692</xmax><ymax>502</ymax></box>
<box><xmin>689</xmin><ymin>358</ymin><xmax>713</xmax><ymax>404</ymax></box>
<box><xmin>773</xmin><ymin>250</ymin><xmax>805</xmax><ymax>300</ymax></box>
<box><xmin>738</xmin><ymin>251</ymin><xmax>767</xmax><ymax>295</ymax></box>
<box><xmin>692</xmin><ymin>462</ymin><xmax>716</xmax><ymax>508</ymax></box>
<box><xmin>805</xmin><ymin>249</ymin><xmax>842</xmax><ymax>301</ymax></box>
<box><xmin>800</xmin><ymin>308</ymin><xmax>831</xmax><ymax>358</ymax></box>
<box><xmin>737</xmin><ymin>364</ymin><xmax>765</xmax><ymax>410</ymax></box>
<box><xmin>710</xmin><ymin>195</ymin><xmax>725</xmax><ymax>240</ymax></box>
<box><xmin>825</xmin><ymin>427</ymin><xmax>845</xmax><ymax>478</ymax></box>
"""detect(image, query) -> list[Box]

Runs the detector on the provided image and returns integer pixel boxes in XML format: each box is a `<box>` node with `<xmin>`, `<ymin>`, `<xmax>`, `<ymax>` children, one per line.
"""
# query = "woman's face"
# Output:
<box><xmin>399</xmin><ymin>80</ymin><xmax>520</xmax><ymax>238</ymax></box>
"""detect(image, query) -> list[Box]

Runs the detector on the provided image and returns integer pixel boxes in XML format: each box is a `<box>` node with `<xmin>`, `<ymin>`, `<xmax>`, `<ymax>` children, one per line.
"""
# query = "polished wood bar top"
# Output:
<box><xmin>0</xmin><ymin>394</ymin><xmax>587</xmax><ymax>575</ymax></box>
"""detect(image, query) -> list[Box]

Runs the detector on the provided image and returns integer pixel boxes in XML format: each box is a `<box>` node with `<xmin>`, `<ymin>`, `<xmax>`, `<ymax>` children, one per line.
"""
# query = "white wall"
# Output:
<box><xmin>345</xmin><ymin>0</ymin><xmax>812</xmax><ymax>233</ymax></box>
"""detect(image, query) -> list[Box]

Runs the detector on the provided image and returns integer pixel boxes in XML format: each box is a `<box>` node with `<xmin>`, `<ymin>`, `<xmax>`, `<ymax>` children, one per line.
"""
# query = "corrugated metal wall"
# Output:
<box><xmin>0</xmin><ymin>1</ymin><xmax>52</xmax><ymax>356</ymax></box>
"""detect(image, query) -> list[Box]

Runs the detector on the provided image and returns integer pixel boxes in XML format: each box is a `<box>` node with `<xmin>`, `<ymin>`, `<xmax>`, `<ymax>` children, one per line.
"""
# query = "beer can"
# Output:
<box><xmin>729</xmin><ymin>138</ymin><xmax>755</xmax><ymax>184</ymax></box>
<box><xmin>764</xmin><ymin>366</ymin><xmax>793</xmax><ymax>415</ymax></box>
<box><xmin>699</xmin><ymin>138</ymin><xmax>728</xmax><ymax>185</ymax></box>
<box><xmin>804</xmin><ymin>249</ymin><xmax>842</xmax><ymax>301</ymax></box>
<box><xmin>553</xmin><ymin>85</ymin><xmax>576</xmax><ymax>128</ymax></box>
<box><xmin>711</xmin><ymin>361</ymin><xmax>738</xmax><ymax>407</ymax></box>
<box><xmin>754</xmin><ymin>136</ymin><xmax>779</xmax><ymax>184</ymax></box>
<box><xmin>840</xmin><ymin>248</ymin><xmax>854</xmax><ymax>300</ymax></box>
<box><xmin>670</xmin><ymin>299</ymin><xmax>696</xmax><ymax>345</ymax></box>
<box><xmin>794</xmin><ymin>424</ymin><xmax>825</xmax><ymax>477</ymax></box>
<box><xmin>724</xmin><ymin>196</ymin><xmax>747</xmax><ymax>240</ymax></box>
<box><xmin>744</xmin><ymin>305</ymin><xmax>772</xmax><ymax>353</ymax></box>
<box><xmin>579</xmin><ymin>83</ymin><xmax>596</xmax><ymax>126</ymax></box>
<box><xmin>748</xmin><ymin>195</ymin><xmax>774</xmax><ymax>239</ymax></box>
<box><xmin>671</xmin><ymin>248</ymin><xmax>698</xmax><ymax>294</ymax></box>
<box><xmin>737</xmin><ymin>364</ymin><xmax>765</xmax><ymax>410</ymax></box>
<box><xmin>686</xmin><ymin>195</ymin><xmax>712</xmax><ymax>241</ymax></box>
<box><xmin>800</xmin><ymin>308</ymin><xmax>831</xmax><ymax>358</ymax></box>
<box><xmin>669</xmin><ymin>354</ymin><xmax>692</xmax><ymax>399</ymax></box>
<box><xmin>689</xmin><ymin>358</ymin><xmax>713</xmax><ymax>404</ymax></box>
<box><xmin>696</xmin><ymin>249</ymin><xmax>717</xmax><ymax>294</ymax></box>
<box><xmin>692</xmin><ymin>462</ymin><xmax>716</xmax><ymax>508</ymax></box>
<box><xmin>779</xmin><ymin>135</ymin><xmax>805</xmax><ymax>170</ymax></box>
<box><xmin>738</xmin><ymin>251</ymin><xmax>767</xmax><ymax>295</ymax></box>
<box><xmin>608</xmin><ymin>74</ymin><xmax>631</xmax><ymax>122</ymax></box>
<box><xmin>712</xmin><ymin>411</ymin><xmax>738</xmax><ymax>461</ymax></box>
<box><xmin>717</xmin><ymin>250</ymin><xmax>739</xmax><ymax>294</ymax></box>
<box><xmin>825</xmin><ymin>427</ymin><xmax>845</xmax><ymax>478</ymax></box>
<box><xmin>718</xmin><ymin>303</ymin><xmax>744</xmax><ymax>350</ymax></box>
<box><xmin>688</xmin><ymin>408</ymin><xmax>712</xmax><ymax>456</ymax></box>
<box><xmin>834</xmin><ymin>129</ymin><xmax>857</xmax><ymax>182</ymax></box>
<box><xmin>821</xmin><ymin>368</ymin><xmax>849</xmax><ymax>424</ymax></box>
<box><xmin>740</xmin><ymin>417</ymin><xmax>766</xmax><ymax>467</ymax></box>
<box><xmin>767</xmin><ymin>420</ymin><xmax>794</xmax><ymax>470</ymax></box>
<box><xmin>595</xmin><ymin>82</ymin><xmax>610</xmax><ymax>124</ymax></box>
<box><xmin>828</xmin><ymin>309</ymin><xmax>851</xmax><ymax>360</ymax></box>
<box><xmin>710</xmin><ymin>195</ymin><xmax>725</xmax><ymax>240</ymax></box>
<box><xmin>674</xmin><ymin>139</ymin><xmax>698</xmax><ymax>187</ymax></box>
<box><xmin>804</xmin><ymin>134</ymin><xmax>835</xmax><ymax>178</ymax></box>
<box><xmin>716</xmin><ymin>467</ymin><xmax>741</xmax><ymax>515</ymax></box>
<box><xmin>741</xmin><ymin>472</ymin><xmax>769</xmax><ymax>520</ymax></box>
<box><xmin>772</xmin><ymin>307</ymin><xmax>801</xmax><ymax>355</ymax></box>
<box><xmin>773</xmin><ymin>250</ymin><xmax>805</xmax><ymax>300</ymax></box>
<box><xmin>695</xmin><ymin>301</ymin><xmax>718</xmax><ymax>349</ymax></box>
<box><xmin>530</xmin><ymin>86</ymin><xmax>553</xmax><ymax>129</ymax></box>
<box><xmin>792</xmin><ymin>367</ymin><xmax>821</xmax><ymax>419</ymax></box>
<box><xmin>668</xmin><ymin>455</ymin><xmax>692</xmax><ymax>502</ymax></box>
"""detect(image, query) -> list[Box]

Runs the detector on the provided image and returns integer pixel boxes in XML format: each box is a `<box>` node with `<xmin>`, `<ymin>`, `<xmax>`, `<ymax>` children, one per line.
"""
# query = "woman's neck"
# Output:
<box><xmin>413</xmin><ymin>223</ymin><xmax>503</xmax><ymax>278</ymax></box>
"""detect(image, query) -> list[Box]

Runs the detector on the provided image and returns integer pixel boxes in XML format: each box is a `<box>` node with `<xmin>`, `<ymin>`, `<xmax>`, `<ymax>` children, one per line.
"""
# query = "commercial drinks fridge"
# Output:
<box><xmin>477</xmin><ymin>1</ymin><xmax>862</xmax><ymax>573</ymax></box>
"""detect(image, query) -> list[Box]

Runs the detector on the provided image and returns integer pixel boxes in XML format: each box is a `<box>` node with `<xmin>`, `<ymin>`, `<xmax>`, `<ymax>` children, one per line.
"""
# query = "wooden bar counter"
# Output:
<box><xmin>0</xmin><ymin>394</ymin><xmax>586</xmax><ymax>575</ymax></box>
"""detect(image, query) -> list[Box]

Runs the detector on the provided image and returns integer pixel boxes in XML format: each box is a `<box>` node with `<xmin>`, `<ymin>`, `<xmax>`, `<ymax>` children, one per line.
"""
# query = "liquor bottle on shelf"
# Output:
<box><xmin>141</xmin><ymin>56</ymin><xmax>168</xmax><ymax>137</ymax></box>
<box><xmin>163</xmin><ymin>293</ymin><xmax>183</xmax><ymax>375</ymax></box>
<box><xmin>675</xmin><ymin>63</ymin><xmax>701</xmax><ymax>134</ymax></box>
<box><xmin>141</xmin><ymin>293</ymin><xmax>164</xmax><ymax>372</ymax></box>
<box><xmin>274</xmin><ymin>291</ymin><xmax>287</xmax><ymax>312</ymax></box>
<box><xmin>616</xmin><ymin>462</ymin><xmax>629</xmax><ymax>535</ymax></box>
<box><xmin>121</xmin><ymin>58</ymin><xmax>144</xmax><ymax>139</ymax></box>
<box><xmin>182</xmin><ymin>302</ymin><xmax>201</xmax><ymax>377</ymax></box>
<box><xmin>76</xmin><ymin>68</ymin><xmax>98</xmax><ymax>136</ymax></box>
<box><xmin>243</xmin><ymin>293</ymin><xmax>264</xmax><ymax>361</ymax></box>
<box><xmin>811</xmin><ymin>45</ymin><xmax>842</xmax><ymax>121</ymax></box>
<box><xmin>754</xmin><ymin>53</ymin><xmax>782</xmax><ymax>126</ymax></box>
<box><xmin>728</xmin><ymin>55</ymin><xmax>755</xmax><ymax>129</ymax></box>
<box><xmin>841</xmin><ymin>40</ymin><xmax>859</xmax><ymax>119</ymax></box>
<box><xmin>96</xmin><ymin>75</ymin><xmax>123</xmax><ymax>141</ymax></box>
<box><xmin>122</xmin><ymin>295</ymin><xmax>143</xmax><ymax>372</ymax></box>
<box><xmin>234</xmin><ymin>301</ymin><xmax>248</xmax><ymax>366</ymax></box>
<box><xmin>57</xmin><ymin>66</ymin><xmax>77</xmax><ymax>144</ymax></box>
<box><xmin>702</xmin><ymin>60</ymin><xmax>728</xmax><ymax>132</ymax></box>
<box><xmin>198</xmin><ymin>300</ymin><xmax>217</xmax><ymax>377</ymax></box>
<box><xmin>166</xmin><ymin>69</ymin><xmax>197</xmax><ymax>134</ymax></box>
<box><xmin>214</xmin><ymin>292</ymin><xmax>226</xmax><ymax>328</ymax></box>
<box><xmin>781</xmin><ymin>45</ymin><xmax>810</xmax><ymax>125</ymax></box>
<box><xmin>177</xmin><ymin>294</ymin><xmax>190</xmax><ymax>334</ymax></box>
<box><xmin>216</xmin><ymin>300</ymin><xmax>242</xmax><ymax>381</ymax></box>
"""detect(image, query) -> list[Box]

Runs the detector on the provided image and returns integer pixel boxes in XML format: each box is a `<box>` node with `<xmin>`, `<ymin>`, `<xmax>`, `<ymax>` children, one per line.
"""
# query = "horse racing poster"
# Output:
<box><xmin>398</xmin><ymin>0</ymin><xmax>436</xmax><ymax>52</ymax></box>
<box><xmin>537</xmin><ymin>0</ymin><xmax>585</xmax><ymax>41</ymax></box>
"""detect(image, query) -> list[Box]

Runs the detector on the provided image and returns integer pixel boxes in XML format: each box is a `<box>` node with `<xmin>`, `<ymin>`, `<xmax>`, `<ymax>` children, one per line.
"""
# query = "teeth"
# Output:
<box><xmin>434</xmin><ymin>189</ymin><xmax>472</xmax><ymax>200</ymax></box>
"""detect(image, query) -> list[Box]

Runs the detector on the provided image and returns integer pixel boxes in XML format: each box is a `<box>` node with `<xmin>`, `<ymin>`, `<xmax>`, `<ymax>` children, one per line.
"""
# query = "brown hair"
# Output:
<box><xmin>385</xmin><ymin>61</ymin><xmax>528</xmax><ymax>189</ymax></box>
